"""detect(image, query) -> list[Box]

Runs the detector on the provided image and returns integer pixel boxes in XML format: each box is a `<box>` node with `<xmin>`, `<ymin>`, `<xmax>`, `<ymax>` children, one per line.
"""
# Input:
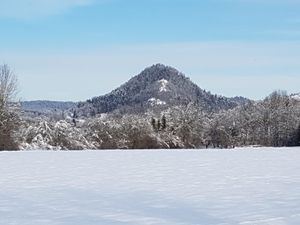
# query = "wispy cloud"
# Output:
<box><xmin>286</xmin><ymin>17</ymin><xmax>300</xmax><ymax>24</ymax></box>
<box><xmin>267</xmin><ymin>29</ymin><xmax>300</xmax><ymax>36</ymax></box>
<box><xmin>0</xmin><ymin>0</ymin><xmax>98</xmax><ymax>18</ymax></box>
<box><xmin>2</xmin><ymin>41</ymin><xmax>300</xmax><ymax>100</ymax></box>
<box><xmin>219</xmin><ymin>0</ymin><xmax>300</xmax><ymax>3</ymax></box>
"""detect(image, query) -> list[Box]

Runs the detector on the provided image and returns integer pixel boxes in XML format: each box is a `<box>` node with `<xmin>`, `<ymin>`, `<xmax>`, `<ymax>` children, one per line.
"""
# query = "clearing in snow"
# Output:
<box><xmin>1</xmin><ymin>148</ymin><xmax>300</xmax><ymax>225</ymax></box>
<box><xmin>158</xmin><ymin>79</ymin><xmax>169</xmax><ymax>92</ymax></box>
<box><xmin>148</xmin><ymin>98</ymin><xmax>167</xmax><ymax>106</ymax></box>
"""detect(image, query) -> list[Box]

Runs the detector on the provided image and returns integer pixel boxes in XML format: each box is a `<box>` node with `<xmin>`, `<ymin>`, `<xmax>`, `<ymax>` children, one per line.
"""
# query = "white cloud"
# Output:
<box><xmin>0</xmin><ymin>0</ymin><xmax>97</xmax><ymax>18</ymax></box>
<box><xmin>219</xmin><ymin>0</ymin><xmax>300</xmax><ymax>3</ymax></box>
<box><xmin>1</xmin><ymin>41</ymin><xmax>300</xmax><ymax>101</ymax></box>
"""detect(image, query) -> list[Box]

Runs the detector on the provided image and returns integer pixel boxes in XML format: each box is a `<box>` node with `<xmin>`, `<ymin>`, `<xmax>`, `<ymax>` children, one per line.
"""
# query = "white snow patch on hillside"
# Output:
<box><xmin>158</xmin><ymin>79</ymin><xmax>168</xmax><ymax>92</ymax></box>
<box><xmin>291</xmin><ymin>93</ymin><xmax>300</xmax><ymax>100</ymax></box>
<box><xmin>148</xmin><ymin>98</ymin><xmax>166</xmax><ymax>106</ymax></box>
<box><xmin>1</xmin><ymin>148</ymin><xmax>300</xmax><ymax>225</ymax></box>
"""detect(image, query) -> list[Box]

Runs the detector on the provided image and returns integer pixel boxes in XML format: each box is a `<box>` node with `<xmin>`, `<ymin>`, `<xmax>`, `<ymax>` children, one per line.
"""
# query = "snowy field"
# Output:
<box><xmin>1</xmin><ymin>148</ymin><xmax>300</xmax><ymax>225</ymax></box>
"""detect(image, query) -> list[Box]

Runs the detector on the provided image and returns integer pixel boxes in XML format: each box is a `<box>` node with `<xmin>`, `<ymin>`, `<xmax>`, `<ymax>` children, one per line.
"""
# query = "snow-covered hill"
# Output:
<box><xmin>77</xmin><ymin>64</ymin><xmax>245</xmax><ymax>116</ymax></box>
<box><xmin>21</xmin><ymin>100</ymin><xmax>76</xmax><ymax>113</ymax></box>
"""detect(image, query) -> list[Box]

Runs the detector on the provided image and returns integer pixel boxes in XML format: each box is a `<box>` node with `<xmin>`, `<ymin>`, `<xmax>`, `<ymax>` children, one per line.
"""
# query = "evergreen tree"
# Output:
<box><xmin>157</xmin><ymin>119</ymin><xmax>161</xmax><ymax>131</ymax></box>
<box><xmin>151</xmin><ymin>118</ymin><xmax>157</xmax><ymax>131</ymax></box>
<box><xmin>296</xmin><ymin>125</ymin><xmax>300</xmax><ymax>146</ymax></box>
<box><xmin>161</xmin><ymin>115</ymin><xmax>167</xmax><ymax>130</ymax></box>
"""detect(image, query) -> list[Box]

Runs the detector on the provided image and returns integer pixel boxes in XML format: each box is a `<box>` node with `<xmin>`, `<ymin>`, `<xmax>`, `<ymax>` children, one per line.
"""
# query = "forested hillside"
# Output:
<box><xmin>18</xmin><ymin>90</ymin><xmax>300</xmax><ymax>150</ymax></box>
<box><xmin>76</xmin><ymin>64</ymin><xmax>245</xmax><ymax>116</ymax></box>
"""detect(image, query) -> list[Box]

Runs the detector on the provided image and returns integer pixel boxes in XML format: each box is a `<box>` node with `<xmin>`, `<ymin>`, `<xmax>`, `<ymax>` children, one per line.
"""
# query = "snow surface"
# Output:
<box><xmin>158</xmin><ymin>79</ymin><xmax>168</xmax><ymax>92</ymax></box>
<box><xmin>1</xmin><ymin>148</ymin><xmax>300</xmax><ymax>225</ymax></box>
<box><xmin>291</xmin><ymin>93</ymin><xmax>300</xmax><ymax>101</ymax></box>
<box><xmin>148</xmin><ymin>98</ymin><xmax>167</xmax><ymax>106</ymax></box>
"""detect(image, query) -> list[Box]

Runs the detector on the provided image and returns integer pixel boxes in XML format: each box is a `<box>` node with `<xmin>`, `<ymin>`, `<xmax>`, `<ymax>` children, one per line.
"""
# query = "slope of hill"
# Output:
<box><xmin>77</xmin><ymin>64</ymin><xmax>244</xmax><ymax>116</ymax></box>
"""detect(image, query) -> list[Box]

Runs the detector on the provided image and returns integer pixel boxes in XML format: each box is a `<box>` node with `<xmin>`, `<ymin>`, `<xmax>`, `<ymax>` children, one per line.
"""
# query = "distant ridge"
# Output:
<box><xmin>21</xmin><ymin>100</ymin><xmax>76</xmax><ymax>114</ymax></box>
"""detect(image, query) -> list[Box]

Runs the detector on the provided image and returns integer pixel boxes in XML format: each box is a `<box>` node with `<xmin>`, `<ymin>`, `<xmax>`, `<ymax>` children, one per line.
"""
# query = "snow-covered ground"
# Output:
<box><xmin>158</xmin><ymin>79</ymin><xmax>169</xmax><ymax>92</ymax></box>
<box><xmin>1</xmin><ymin>148</ymin><xmax>300</xmax><ymax>225</ymax></box>
<box><xmin>148</xmin><ymin>98</ymin><xmax>167</xmax><ymax>106</ymax></box>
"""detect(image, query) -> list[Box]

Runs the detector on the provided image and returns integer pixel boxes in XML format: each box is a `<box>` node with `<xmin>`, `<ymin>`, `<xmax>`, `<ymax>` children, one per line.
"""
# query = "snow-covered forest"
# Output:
<box><xmin>1</xmin><ymin>64</ymin><xmax>300</xmax><ymax>150</ymax></box>
<box><xmin>18</xmin><ymin>93</ymin><xmax>300</xmax><ymax>150</ymax></box>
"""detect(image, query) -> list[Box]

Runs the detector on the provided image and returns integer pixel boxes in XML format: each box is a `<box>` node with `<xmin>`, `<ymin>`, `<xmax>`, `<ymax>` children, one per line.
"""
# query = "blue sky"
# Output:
<box><xmin>0</xmin><ymin>0</ymin><xmax>300</xmax><ymax>101</ymax></box>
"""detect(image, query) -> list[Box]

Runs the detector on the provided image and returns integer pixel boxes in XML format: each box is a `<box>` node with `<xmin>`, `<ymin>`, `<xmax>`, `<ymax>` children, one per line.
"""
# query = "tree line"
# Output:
<box><xmin>1</xmin><ymin>64</ymin><xmax>300</xmax><ymax>150</ymax></box>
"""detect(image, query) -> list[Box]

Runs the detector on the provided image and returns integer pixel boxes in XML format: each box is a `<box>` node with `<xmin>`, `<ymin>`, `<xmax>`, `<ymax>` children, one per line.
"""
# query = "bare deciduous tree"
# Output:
<box><xmin>0</xmin><ymin>64</ymin><xmax>20</xmax><ymax>150</ymax></box>
<box><xmin>0</xmin><ymin>64</ymin><xmax>18</xmax><ymax>107</ymax></box>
